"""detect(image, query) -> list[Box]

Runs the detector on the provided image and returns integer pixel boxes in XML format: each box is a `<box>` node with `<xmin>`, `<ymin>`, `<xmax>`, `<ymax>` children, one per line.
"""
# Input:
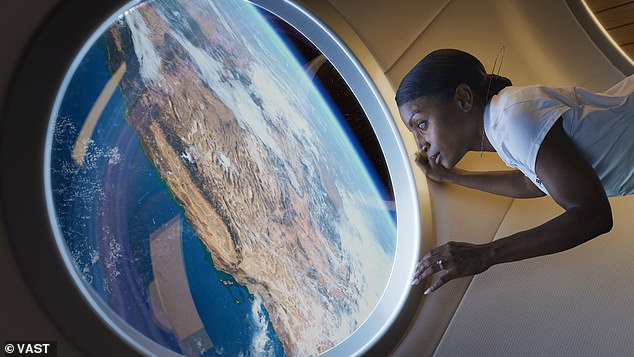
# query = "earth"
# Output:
<box><xmin>49</xmin><ymin>0</ymin><xmax>396</xmax><ymax>356</ymax></box>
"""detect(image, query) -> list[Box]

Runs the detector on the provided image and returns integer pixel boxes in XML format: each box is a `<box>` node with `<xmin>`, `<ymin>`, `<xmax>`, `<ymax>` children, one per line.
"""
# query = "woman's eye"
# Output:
<box><xmin>417</xmin><ymin>121</ymin><xmax>427</xmax><ymax>131</ymax></box>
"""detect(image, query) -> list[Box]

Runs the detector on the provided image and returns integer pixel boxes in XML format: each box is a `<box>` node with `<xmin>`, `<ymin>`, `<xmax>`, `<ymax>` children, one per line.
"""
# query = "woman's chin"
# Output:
<box><xmin>445</xmin><ymin>152</ymin><xmax>468</xmax><ymax>169</ymax></box>
<box><xmin>443</xmin><ymin>157</ymin><xmax>458</xmax><ymax>169</ymax></box>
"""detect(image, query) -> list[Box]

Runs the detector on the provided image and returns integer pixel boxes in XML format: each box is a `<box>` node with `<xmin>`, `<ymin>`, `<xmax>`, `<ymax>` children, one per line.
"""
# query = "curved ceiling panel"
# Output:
<box><xmin>586</xmin><ymin>0</ymin><xmax>634</xmax><ymax>60</ymax></box>
<box><xmin>567</xmin><ymin>0</ymin><xmax>634</xmax><ymax>76</ymax></box>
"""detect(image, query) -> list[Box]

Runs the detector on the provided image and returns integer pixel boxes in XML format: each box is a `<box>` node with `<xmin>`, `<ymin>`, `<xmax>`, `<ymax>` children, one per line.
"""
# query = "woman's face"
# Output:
<box><xmin>398</xmin><ymin>94</ymin><xmax>476</xmax><ymax>169</ymax></box>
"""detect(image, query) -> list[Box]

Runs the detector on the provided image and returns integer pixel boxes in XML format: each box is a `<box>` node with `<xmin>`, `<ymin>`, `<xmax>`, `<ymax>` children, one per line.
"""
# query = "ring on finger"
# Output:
<box><xmin>437</xmin><ymin>259</ymin><xmax>445</xmax><ymax>271</ymax></box>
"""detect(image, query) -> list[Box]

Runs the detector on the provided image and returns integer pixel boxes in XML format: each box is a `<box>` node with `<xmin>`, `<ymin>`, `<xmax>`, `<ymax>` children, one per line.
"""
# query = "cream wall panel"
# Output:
<box><xmin>385</xmin><ymin>0</ymin><xmax>625</xmax><ymax>92</ymax></box>
<box><xmin>391</xmin><ymin>152</ymin><xmax>516</xmax><ymax>356</ymax></box>
<box><xmin>435</xmin><ymin>195</ymin><xmax>634</xmax><ymax>356</ymax></box>
<box><xmin>326</xmin><ymin>0</ymin><xmax>451</xmax><ymax>71</ymax></box>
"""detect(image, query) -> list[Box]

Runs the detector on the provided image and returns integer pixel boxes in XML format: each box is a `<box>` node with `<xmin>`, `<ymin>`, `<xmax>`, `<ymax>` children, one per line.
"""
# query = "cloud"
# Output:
<box><xmin>125</xmin><ymin>11</ymin><xmax>161</xmax><ymax>83</ymax></box>
<box><xmin>250</xmin><ymin>295</ymin><xmax>275</xmax><ymax>357</ymax></box>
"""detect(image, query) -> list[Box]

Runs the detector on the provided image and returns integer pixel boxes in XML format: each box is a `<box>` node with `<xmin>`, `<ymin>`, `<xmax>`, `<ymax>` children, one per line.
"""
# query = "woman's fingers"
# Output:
<box><xmin>414</xmin><ymin>246</ymin><xmax>444</xmax><ymax>276</ymax></box>
<box><xmin>412</xmin><ymin>246</ymin><xmax>448</xmax><ymax>285</ymax></box>
<box><xmin>412</xmin><ymin>256</ymin><xmax>455</xmax><ymax>295</ymax></box>
<box><xmin>414</xmin><ymin>151</ymin><xmax>448</xmax><ymax>182</ymax></box>
<box><xmin>412</xmin><ymin>260</ymin><xmax>443</xmax><ymax>285</ymax></box>
<box><xmin>412</xmin><ymin>241</ymin><xmax>492</xmax><ymax>293</ymax></box>
<box><xmin>414</xmin><ymin>152</ymin><xmax>430</xmax><ymax>173</ymax></box>
<box><xmin>424</xmin><ymin>273</ymin><xmax>453</xmax><ymax>295</ymax></box>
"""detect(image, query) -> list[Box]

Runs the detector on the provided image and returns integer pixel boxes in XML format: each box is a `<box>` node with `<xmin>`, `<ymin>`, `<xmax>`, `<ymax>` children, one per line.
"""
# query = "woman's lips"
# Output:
<box><xmin>430</xmin><ymin>152</ymin><xmax>440</xmax><ymax>165</ymax></box>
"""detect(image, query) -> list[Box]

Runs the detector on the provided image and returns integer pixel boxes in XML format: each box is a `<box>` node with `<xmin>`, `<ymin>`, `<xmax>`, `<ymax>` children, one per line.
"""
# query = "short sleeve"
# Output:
<box><xmin>604</xmin><ymin>74</ymin><xmax>634</xmax><ymax>96</ymax></box>
<box><xmin>499</xmin><ymin>100</ymin><xmax>571</xmax><ymax>182</ymax></box>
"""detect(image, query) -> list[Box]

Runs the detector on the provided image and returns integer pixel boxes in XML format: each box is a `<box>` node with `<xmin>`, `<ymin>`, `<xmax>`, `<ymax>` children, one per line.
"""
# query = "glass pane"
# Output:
<box><xmin>48</xmin><ymin>0</ymin><xmax>396</xmax><ymax>356</ymax></box>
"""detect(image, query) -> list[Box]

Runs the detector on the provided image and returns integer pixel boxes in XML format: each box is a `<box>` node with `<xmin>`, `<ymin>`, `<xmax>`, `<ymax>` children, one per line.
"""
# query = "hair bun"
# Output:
<box><xmin>486</xmin><ymin>74</ymin><xmax>512</xmax><ymax>99</ymax></box>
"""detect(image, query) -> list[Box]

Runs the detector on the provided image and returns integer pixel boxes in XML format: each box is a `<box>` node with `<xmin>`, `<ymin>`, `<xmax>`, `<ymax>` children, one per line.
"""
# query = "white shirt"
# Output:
<box><xmin>484</xmin><ymin>75</ymin><xmax>634</xmax><ymax>197</ymax></box>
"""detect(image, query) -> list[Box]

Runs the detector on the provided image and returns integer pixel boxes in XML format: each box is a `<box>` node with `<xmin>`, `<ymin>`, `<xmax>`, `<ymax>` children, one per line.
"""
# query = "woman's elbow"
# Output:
<box><xmin>597</xmin><ymin>208</ymin><xmax>613</xmax><ymax>235</ymax></box>
<box><xmin>596</xmin><ymin>198</ymin><xmax>613</xmax><ymax>235</ymax></box>
<box><xmin>571</xmin><ymin>204</ymin><xmax>613</xmax><ymax>237</ymax></box>
<box><xmin>586</xmin><ymin>205</ymin><xmax>613</xmax><ymax>236</ymax></box>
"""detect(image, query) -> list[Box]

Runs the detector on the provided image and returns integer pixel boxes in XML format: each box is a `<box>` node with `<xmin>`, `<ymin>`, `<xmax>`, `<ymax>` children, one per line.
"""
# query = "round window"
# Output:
<box><xmin>13</xmin><ymin>0</ymin><xmax>421</xmax><ymax>355</ymax></box>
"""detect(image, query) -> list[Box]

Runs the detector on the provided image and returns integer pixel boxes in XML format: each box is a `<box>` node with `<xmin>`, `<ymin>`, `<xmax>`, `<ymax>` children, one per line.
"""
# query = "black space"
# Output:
<box><xmin>259</xmin><ymin>11</ymin><xmax>394</xmax><ymax>199</ymax></box>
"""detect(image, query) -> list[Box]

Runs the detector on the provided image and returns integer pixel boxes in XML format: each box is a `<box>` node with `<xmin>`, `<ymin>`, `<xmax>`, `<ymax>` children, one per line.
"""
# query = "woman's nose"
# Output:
<box><xmin>418</xmin><ymin>141</ymin><xmax>430</xmax><ymax>153</ymax></box>
<box><xmin>414</xmin><ymin>133</ymin><xmax>428</xmax><ymax>152</ymax></box>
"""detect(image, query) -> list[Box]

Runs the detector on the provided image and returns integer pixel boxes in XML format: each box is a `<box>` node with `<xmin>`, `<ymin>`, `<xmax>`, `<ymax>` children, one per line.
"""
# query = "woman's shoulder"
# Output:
<box><xmin>487</xmin><ymin>85</ymin><xmax>572</xmax><ymax>152</ymax></box>
<box><xmin>497</xmin><ymin>76</ymin><xmax>634</xmax><ymax>110</ymax></box>
<box><xmin>489</xmin><ymin>86</ymin><xmax>548</xmax><ymax>123</ymax></box>
<box><xmin>603</xmin><ymin>74</ymin><xmax>634</xmax><ymax>96</ymax></box>
<box><xmin>491</xmin><ymin>85</ymin><xmax>578</xmax><ymax>125</ymax></box>
<box><xmin>494</xmin><ymin>85</ymin><xmax>565</xmax><ymax>108</ymax></box>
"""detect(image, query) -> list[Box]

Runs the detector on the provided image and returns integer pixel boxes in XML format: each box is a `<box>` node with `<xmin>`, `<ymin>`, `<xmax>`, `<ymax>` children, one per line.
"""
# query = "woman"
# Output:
<box><xmin>400</xmin><ymin>49</ymin><xmax>634</xmax><ymax>295</ymax></box>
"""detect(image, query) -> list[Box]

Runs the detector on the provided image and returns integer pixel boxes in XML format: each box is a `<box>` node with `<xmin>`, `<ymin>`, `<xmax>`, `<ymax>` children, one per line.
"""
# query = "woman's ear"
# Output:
<box><xmin>454</xmin><ymin>83</ymin><xmax>473</xmax><ymax>112</ymax></box>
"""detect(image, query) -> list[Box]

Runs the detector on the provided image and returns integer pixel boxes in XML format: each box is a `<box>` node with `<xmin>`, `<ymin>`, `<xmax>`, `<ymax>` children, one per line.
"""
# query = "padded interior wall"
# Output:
<box><xmin>388</xmin><ymin>153</ymin><xmax>515</xmax><ymax>357</ymax></box>
<box><xmin>435</xmin><ymin>195</ymin><xmax>634</xmax><ymax>357</ymax></box>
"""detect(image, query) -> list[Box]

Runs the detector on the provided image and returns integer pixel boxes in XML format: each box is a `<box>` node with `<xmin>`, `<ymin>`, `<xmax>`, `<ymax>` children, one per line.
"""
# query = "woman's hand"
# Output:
<box><xmin>412</xmin><ymin>241</ymin><xmax>492</xmax><ymax>295</ymax></box>
<box><xmin>414</xmin><ymin>152</ymin><xmax>455</xmax><ymax>183</ymax></box>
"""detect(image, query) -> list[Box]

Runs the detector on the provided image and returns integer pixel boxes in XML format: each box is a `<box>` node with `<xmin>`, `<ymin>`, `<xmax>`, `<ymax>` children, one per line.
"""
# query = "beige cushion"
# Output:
<box><xmin>435</xmin><ymin>195</ymin><xmax>634</xmax><ymax>356</ymax></box>
<box><xmin>389</xmin><ymin>153</ymin><xmax>515</xmax><ymax>356</ymax></box>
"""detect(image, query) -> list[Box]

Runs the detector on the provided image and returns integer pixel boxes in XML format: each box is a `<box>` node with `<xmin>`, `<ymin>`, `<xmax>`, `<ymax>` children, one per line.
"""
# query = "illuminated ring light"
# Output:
<box><xmin>566</xmin><ymin>0</ymin><xmax>634</xmax><ymax>76</ymax></box>
<box><xmin>2</xmin><ymin>0</ymin><xmax>419</xmax><ymax>356</ymax></box>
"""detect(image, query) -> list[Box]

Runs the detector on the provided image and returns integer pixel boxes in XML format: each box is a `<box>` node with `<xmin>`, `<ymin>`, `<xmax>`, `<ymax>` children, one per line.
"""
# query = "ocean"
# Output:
<box><xmin>50</xmin><ymin>39</ymin><xmax>284</xmax><ymax>356</ymax></box>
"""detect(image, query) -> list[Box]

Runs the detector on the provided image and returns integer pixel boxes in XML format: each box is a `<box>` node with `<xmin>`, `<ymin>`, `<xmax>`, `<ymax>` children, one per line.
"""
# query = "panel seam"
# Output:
<box><xmin>489</xmin><ymin>197</ymin><xmax>516</xmax><ymax>242</ymax></box>
<box><xmin>384</xmin><ymin>0</ymin><xmax>452</xmax><ymax>75</ymax></box>
<box><xmin>431</xmin><ymin>197</ymin><xmax>515</xmax><ymax>357</ymax></box>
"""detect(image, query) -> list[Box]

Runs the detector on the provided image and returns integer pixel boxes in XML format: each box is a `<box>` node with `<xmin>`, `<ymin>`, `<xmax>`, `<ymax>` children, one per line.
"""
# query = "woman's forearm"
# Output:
<box><xmin>412</xmin><ymin>204</ymin><xmax>613</xmax><ymax>294</ymax></box>
<box><xmin>486</xmin><ymin>206</ymin><xmax>613</xmax><ymax>267</ymax></box>
<box><xmin>446</xmin><ymin>169</ymin><xmax>545</xmax><ymax>198</ymax></box>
